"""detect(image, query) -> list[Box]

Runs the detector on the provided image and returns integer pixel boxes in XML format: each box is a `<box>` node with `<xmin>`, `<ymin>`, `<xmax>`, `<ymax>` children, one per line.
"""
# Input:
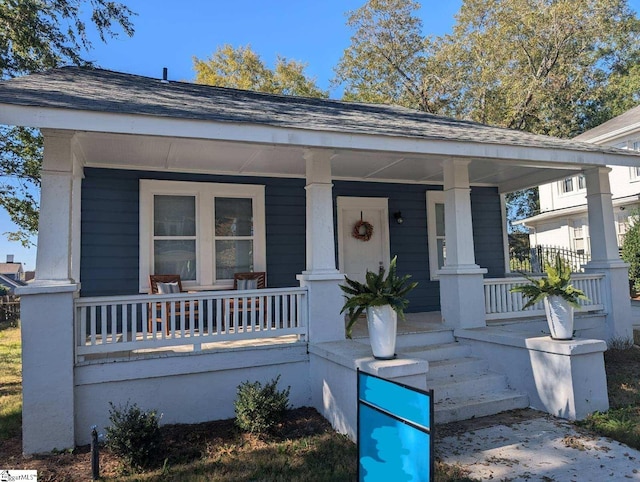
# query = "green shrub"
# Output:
<box><xmin>235</xmin><ymin>375</ymin><xmax>291</xmax><ymax>434</ymax></box>
<box><xmin>105</xmin><ymin>401</ymin><xmax>163</xmax><ymax>469</ymax></box>
<box><xmin>622</xmin><ymin>217</ymin><xmax>640</xmax><ymax>295</ymax></box>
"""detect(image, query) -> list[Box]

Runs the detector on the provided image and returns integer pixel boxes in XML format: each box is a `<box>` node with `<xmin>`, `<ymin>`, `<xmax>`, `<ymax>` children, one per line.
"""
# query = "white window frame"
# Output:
<box><xmin>571</xmin><ymin>218</ymin><xmax>589</xmax><ymax>255</ymax></box>
<box><xmin>139</xmin><ymin>180</ymin><xmax>266</xmax><ymax>292</ymax></box>
<box><xmin>426</xmin><ymin>191</ymin><xmax>445</xmax><ymax>280</ymax></box>
<box><xmin>558</xmin><ymin>174</ymin><xmax>586</xmax><ymax>195</ymax></box>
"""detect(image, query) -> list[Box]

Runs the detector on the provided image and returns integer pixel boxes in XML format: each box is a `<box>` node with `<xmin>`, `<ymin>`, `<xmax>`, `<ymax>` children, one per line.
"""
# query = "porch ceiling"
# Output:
<box><xmin>75</xmin><ymin>131</ymin><xmax>583</xmax><ymax>193</ymax></box>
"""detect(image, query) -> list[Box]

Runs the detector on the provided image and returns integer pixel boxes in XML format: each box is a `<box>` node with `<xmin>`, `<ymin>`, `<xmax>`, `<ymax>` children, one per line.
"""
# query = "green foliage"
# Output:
<box><xmin>510</xmin><ymin>255</ymin><xmax>587</xmax><ymax>309</ymax></box>
<box><xmin>340</xmin><ymin>256</ymin><xmax>418</xmax><ymax>338</ymax></box>
<box><xmin>105</xmin><ymin>401</ymin><xmax>163</xmax><ymax>469</ymax></box>
<box><xmin>336</xmin><ymin>0</ymin><xmax>640</xmax><ymax>137</ymax></box>
<box><xmin>0</xmin><ymin>284</ymin><xmax>8</xmax><ymax>296</ymax></box>
<box><xmin>581</xmin><ymin>406</ymin><xmax>640</xmax><ymax>450</ymax></box>
<box><xmin>194</xmin><ymin>44</ymin><xmax>328</xmax><ymax>98</ymax></box>
<box><xmin>333</xmin><ymin>0</ymin><xmax>431</xmax><ymax>110</ymax></box>
<box><xmin>0</xmin><ymin>126</ymin><xmax>41</xmax><ymax>245</ymax></box>
<box><xmin>235</xmin><ymin>375</ymin><xmax>291</xmax><ymax>435</ymax></box>
<box><xmin>621</xmin><ymin>217</ymin><xmax>640</xmax><ymax>294</ymax></box>
<box><xmin>0</xmin><ymin>0</ymin><xmax>135</xmax><ymax>243</ymax></box>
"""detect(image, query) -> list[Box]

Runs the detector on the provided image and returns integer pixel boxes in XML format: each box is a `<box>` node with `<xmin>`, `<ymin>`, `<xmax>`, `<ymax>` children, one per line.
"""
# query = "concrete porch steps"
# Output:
<box><xmin>398</xmin><ymin>339</ymin><xmax>529</xmax><ymax>424</ymax></box>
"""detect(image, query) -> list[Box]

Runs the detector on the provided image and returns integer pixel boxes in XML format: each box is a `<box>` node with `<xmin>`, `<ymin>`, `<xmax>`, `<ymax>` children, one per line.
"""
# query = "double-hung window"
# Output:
<box><xmin>140</xmin><ymin>180</ymin><xmax>265</xmax><ymax>292</ymax></box>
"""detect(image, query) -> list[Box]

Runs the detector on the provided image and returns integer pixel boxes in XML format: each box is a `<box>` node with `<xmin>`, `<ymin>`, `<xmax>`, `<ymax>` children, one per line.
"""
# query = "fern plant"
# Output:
<box><xmin>340</xmin><ymin>256</ymin><xmax>418</xmax><ymax>338</ymax></box>
<box><xmin>510</xmin><ymin>255</ymin><xmax>587</xmax><ymax>309</ymax></box>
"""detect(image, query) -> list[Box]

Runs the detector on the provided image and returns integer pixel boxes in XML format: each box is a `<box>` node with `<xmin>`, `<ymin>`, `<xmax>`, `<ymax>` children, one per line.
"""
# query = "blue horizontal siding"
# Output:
<box><xmin>80</xmin><ymin>169</ymin><xmax>306</xmax><ymax>296</ymax></box>
<box><xmin>81</xmin><ymin>170</ymin><xmax>505</xmax><ymax>314</ymax></box>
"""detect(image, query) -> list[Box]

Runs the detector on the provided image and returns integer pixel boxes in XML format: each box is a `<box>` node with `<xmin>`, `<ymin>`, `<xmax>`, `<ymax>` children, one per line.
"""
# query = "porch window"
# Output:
<box><xmin>426</xmin><ymin>191</ymin><xmax>446</xmax><ymax>280</ymax></box>
<box><xmin>153</xmin><ymin>195</ymin><xmax>197</xmax><ymax>280</ymax></box>
<box><xmin>140</xmin><ymin>180</ymin><xmax>265</xmax><ymax>292</ymax></box>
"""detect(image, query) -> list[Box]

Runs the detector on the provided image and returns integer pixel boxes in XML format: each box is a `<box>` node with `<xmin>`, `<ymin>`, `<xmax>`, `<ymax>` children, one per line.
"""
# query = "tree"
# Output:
<box><xmin>333</xmin><ymin>0</ymin><xmax>430</xmax><ymax>110</ymax></box>
<box><xmin>334</xmin><ymin>0</ymin><xmax>640</xmax><ymax>222</ymax></box>
<box><xmin>0</xmin><ymin>0</ymin><xmax>136</xmax><ymax>245</ymax></box>
<box><xmin>622</xmin><ymin>213</ymin><xmax>640</xmax><ymax>295</ymax></box>
<box><xmin>193</xmin><ymin>45</ymin><xmax>328</xmax><ymax>98</ymax></box>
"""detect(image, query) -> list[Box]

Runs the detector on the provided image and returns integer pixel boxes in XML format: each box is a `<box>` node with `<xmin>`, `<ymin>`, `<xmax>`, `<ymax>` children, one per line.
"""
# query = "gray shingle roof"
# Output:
<box><xmin>0</xmin><ymin>67</ymin><xmax>636</xmax><ymax>158</ymax></box>
<box><xmin>574</xmin><ymin>104</ymin><xmax>640</xmax><ymax>142</ymax></box>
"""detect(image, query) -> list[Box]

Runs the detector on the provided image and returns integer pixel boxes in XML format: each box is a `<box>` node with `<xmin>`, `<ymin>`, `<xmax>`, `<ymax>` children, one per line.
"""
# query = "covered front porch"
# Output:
<box><xmin>1</xmin><ymin>68</ymin><xmax>637</xmax><ymax>453</ymax></box>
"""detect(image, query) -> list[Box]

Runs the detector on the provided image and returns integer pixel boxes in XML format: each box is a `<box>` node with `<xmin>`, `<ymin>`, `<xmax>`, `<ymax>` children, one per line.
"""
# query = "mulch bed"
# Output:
<box><xmin>0</xmin><ymin>407</ymin><xmax>332</xmax><ymax>482</ymax></box>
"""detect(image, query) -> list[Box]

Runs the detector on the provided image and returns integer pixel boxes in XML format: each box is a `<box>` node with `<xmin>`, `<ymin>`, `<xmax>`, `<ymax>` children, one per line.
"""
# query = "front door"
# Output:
<box><xmin>337</xmin><ymin>197</ymin><xmax>391</xmax><ymax>284</ymax></box>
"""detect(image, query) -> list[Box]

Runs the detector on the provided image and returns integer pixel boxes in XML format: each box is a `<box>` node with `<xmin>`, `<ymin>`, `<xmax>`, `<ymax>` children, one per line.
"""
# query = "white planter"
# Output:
<box><xmin>544</xmin><ymin>295</ymin><xmax>574</xmax><ymax>340</ymax></box>
<box><xmin>366</xmin><ymin>305</ymin><xmax>397</xmax><ymax>359</ymax></box>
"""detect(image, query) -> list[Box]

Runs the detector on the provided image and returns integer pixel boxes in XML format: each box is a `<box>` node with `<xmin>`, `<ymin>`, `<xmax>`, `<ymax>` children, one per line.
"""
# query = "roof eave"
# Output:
<box><xmin>2</xmin><ymin>103</ymin><xmax>639</xmax><ymax>170</ymax></box>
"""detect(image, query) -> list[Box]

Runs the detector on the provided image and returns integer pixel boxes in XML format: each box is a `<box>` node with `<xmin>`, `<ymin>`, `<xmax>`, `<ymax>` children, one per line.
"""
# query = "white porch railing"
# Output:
<box><xmin>484</xmin><ymin>273</ymin><xmax>605</xmax><ymax>320</ymax></box>
<box><xmin>75</xmin><ymin>287</ymin><xmax>308</xmax><ymax>361</ymax></box>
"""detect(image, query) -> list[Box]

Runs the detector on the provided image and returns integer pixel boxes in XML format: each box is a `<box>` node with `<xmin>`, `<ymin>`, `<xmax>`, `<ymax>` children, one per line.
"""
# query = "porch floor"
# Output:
<box><xmin>349</xmin><ymin>311</ymin><xmax>446</xmax><ymax>338</ymax></box>
<box><xmin>78</xmin><ymin>311</ymin><xmax>448</xmax><ymax>365</ymax></box>
<box><xmin>78</xmin><ymin>334</ymin><xmax>303</xmax><ymax>365</ymax></box>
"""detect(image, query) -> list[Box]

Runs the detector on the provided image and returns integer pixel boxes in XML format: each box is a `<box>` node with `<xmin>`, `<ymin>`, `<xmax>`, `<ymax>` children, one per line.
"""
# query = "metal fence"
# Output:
<box><xmin>0</xmin><ymin>295</ymin><xmax>20</xmax><ymax>323</ymax></box>
<box><xmin>510</xmin><ymin>245</ymin><xmax>591</xmax><ymax>273</ymax></box>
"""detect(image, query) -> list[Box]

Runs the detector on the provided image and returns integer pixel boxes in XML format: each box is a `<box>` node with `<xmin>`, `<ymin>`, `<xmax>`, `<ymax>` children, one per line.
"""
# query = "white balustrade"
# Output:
<box><xmin>75</xmin><ymin>287</ymin><xmax>308</xmax><ymax>361</ymax></box>
<box><xmin>484</xmin><ymin>273</ymin><xmax>605</xmax><ymax>320</ymax></box>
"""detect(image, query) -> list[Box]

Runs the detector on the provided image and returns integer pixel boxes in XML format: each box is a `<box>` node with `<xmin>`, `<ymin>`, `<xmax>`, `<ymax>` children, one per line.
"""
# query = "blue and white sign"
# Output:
<box><xmin>358</xmin><ymin>370</ymin><xmax>434</xmax><ymax>481</ymax></box>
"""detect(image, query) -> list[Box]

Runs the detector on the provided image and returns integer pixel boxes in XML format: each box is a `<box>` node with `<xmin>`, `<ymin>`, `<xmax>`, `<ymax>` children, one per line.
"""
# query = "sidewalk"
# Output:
<box><xmin>436</xmin><ymin>409</ymin><xmax>640</xmax><ymax>481</ymax></box>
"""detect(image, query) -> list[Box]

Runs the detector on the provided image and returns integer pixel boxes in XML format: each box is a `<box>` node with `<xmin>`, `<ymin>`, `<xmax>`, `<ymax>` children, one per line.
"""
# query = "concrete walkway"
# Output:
<box><xmin>436</xmin><ymin>410</ymin><xmax>640</xmax><ymax>481</ymax></box>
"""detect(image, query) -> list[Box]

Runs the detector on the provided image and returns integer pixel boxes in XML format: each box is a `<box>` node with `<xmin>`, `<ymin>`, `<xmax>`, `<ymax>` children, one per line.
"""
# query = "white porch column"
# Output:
<box><xmin>583</xmin><ymin>167</ymin><xmax>633</xmax><ymax>342</ymax></box>
<box><xmin>18</xmin><ymin>129</ymin><xmax>81</xmax><ymax>453</ymax></box>
<box><xmin>297</xmin><ymin>149</ymin><xmax>345</xmax><ymax>343</ymax></box>
<box><xmin>438</xmin><ymin>159</ymin><xmax>487</xmax><ymax>329</ymax></box>
<box><xmin>34</xmin><ymin>129</ymin><xmax>83</xmax><ymax>284</ymax></box>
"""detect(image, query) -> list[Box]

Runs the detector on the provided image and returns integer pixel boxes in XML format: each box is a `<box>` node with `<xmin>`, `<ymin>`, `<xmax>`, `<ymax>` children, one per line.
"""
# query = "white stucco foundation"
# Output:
<box><xmin>456</xmin><ymin>325</ymin><xmax>609</xmax><ymax>420</ymax></box>
<box><xmin>73</xmin><ymin>343</ymin><xmax>310</xmax><ymax>445</ymax></box>
<box><xmin>309</xmin><ymin>340</ymin><xmax>429</xmax><ymax>441</ymax></box>
<box><xmin>18</xmin><ymin>284</ymin><xmax>79</xmax><ymax>454</ymax></box>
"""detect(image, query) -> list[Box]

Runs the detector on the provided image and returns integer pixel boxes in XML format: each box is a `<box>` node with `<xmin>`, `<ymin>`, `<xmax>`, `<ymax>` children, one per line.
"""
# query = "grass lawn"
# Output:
<box><xmin>0</xmin><ymin>321</ymin><xmax>21</xmax><ymax>441</ymax></box>
<box><xmin>579</xmin><ymin>344</ymin><xmax>640</xmax><ymax>450</ymax></box>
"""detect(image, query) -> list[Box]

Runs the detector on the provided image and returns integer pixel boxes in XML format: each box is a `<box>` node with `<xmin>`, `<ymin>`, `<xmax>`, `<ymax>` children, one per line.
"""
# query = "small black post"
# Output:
<box><xmin>91</xmin><ymin>426</ymin><xmax>100</xmax><ymax>480</ymax></box>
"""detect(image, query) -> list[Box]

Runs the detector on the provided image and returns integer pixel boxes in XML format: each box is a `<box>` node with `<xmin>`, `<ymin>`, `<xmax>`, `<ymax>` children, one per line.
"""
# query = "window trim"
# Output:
<box><xmin>558</xmin><ymin>174</ymin><xmax>586</xmax><ymax>196</ymax></box>
<box><xmin>426</xmin><ymin>191</ymin><xmax>445</xmax><ymax>280</ymax></box>
<box><xmin>139</xmin><ymin>180</ymin><xmax>266</xmax><ymax>293</ymax></box>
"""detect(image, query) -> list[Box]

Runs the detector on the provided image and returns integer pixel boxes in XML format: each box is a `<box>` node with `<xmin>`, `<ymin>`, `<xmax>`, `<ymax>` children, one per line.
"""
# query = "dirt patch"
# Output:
<box><xmin>0</xmin><ymin>407</ymin><xmax>336</xmax><ymax>482</ymax></box>
<box><xmin>434</xmin><ymin>408</ymin><xmax>546</xmax><ymax>440</ymax></box>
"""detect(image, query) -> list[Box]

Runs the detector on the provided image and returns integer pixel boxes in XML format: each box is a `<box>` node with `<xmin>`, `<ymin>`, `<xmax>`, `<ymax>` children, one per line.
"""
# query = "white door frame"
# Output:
<box><xmin>336</xmin><ymin>196</ymin><xmax>391</xmax><ymax>274</ymax></box>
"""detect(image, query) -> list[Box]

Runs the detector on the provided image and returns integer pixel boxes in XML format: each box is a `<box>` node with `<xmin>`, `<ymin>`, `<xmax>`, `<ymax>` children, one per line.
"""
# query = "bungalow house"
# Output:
<box><xmin>0</xmin><ymin>67</ymin><xmax>637</xmax><ymax>454</ymax></box>
<box><xmin>517</xmin><ymin>104</ymin><xmax>640</xmax><ymax>254</ymax></box>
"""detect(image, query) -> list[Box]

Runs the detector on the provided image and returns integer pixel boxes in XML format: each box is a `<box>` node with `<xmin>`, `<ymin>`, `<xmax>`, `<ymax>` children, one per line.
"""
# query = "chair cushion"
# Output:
<box><xmin>237</xmin><ymin>279</ymin><xmax>258</xmax><ymax>290</ymax></box>
<box><xmin>157</xmin><ymin>281</ymin><xmax>180</xmax><ymax>294</ymax></box>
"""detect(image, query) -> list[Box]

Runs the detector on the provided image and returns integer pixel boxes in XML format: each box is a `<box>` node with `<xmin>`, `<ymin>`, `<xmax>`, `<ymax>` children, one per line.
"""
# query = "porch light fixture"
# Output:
<box><xmin>394</xmin><ymin>211</ymin><xmax>404</xmax><ymax>224</ymax></box>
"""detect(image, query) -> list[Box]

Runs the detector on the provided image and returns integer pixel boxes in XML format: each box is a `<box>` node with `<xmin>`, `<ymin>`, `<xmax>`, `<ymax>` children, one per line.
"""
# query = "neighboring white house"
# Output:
<box><xmin>517</xmin><ymin>105</ymin><xmax>640</xmax><ymax>253</ymax></box>
<box><xmin>0</xmin><ymin>68</ymin><xmax>638</xmax><ymax>455</ymax></box>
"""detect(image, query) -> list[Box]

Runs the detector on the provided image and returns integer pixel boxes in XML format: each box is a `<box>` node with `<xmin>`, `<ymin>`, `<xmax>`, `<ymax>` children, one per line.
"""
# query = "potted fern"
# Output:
<box><xmin>510</xmin><ymin>255</ymin><xmax>587</xmax><ymax>340</ymax></box>
<box><xmin>340</xmin><ymin>256</ymin><xmax>418</xmax><ymax>359</ymax></box>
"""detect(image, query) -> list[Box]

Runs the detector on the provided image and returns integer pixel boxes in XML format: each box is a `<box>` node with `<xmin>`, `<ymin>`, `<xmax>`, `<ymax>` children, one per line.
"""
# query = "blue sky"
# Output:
<box><xmin>0</xmin><ymin>0</ymin><xmax>462</xmax><ymax>271</ymax></box>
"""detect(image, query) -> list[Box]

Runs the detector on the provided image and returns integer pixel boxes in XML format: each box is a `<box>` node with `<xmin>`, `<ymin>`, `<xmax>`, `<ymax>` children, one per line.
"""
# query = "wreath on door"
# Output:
<box><xmin>352</xmin><ymin>219</ymin><xmax>374</xmax><ymax>241</ymax></box>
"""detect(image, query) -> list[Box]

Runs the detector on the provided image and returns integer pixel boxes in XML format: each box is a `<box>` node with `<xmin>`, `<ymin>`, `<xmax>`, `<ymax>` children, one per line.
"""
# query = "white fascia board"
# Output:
<box><xmin>578</xmin><ymin>122</ymin><xmax>640</xmax><ymax>145</ymax></box>
<box><xmin>2</xmin><ymin>104</ymin><xmax>640</xmax><ymax>168</ymax></box>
